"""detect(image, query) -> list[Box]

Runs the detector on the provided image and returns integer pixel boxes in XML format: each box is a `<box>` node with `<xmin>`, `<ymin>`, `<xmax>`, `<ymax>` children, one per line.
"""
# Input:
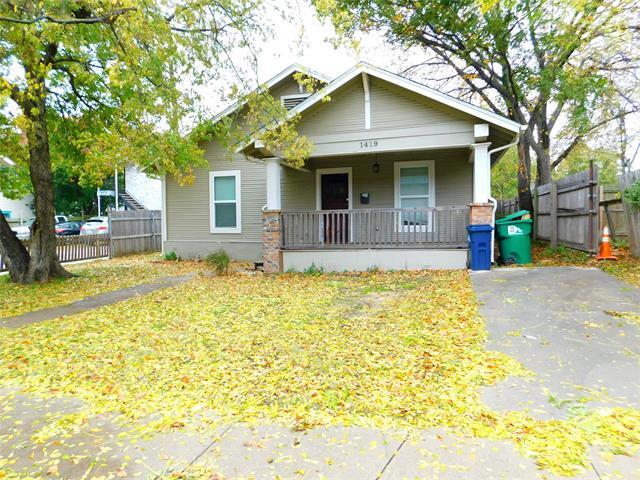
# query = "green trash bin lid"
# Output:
<box><xmin>496</xmin><ymin>210</ymin><xmax>531</xmax><ymax>224</ymax></box>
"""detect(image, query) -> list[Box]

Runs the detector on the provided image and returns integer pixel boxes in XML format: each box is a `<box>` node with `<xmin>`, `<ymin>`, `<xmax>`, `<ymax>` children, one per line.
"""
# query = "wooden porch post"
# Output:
<box><xmin>471</xmin><ymin>142</ymin><xmax>492</xmax><ymax>204</ymax></box>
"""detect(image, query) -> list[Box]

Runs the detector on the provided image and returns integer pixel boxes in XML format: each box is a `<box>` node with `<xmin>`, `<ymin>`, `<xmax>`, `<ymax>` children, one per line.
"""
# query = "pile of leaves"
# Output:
<box><xmin>530</xmin><ymin>242</ymin><xmax>640</xmax><ymax>288</ymax></box>
<box><xmin>0</xmin><ymin>254</ymin><xmax>203</xmax><ymax>318</ymax></box>
<box><xmin>0</xmin><ymin>269</ymin><xmax>638</xmax><ymax>476</ymax></box>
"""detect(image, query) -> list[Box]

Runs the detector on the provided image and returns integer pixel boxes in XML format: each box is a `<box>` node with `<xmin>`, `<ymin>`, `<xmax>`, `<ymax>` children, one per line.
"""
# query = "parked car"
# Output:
<box><xmin>55</xmin><ymin>221</ymin><xmax>84</xmax><ymax>236</ymax></box>
<box><xmin>80</xmin><ymin>216</ymin><xmax>109</xmax><ymax>235</ymax></box>
<box><xmin>11</xmin><ymin>215</ymin><xmax>69</xmax><ymax>240</ymax></box>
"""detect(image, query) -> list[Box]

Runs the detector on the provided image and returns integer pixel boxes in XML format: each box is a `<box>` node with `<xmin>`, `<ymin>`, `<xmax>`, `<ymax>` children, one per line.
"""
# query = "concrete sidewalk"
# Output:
<box><xmin>0</xmin><ymin>388</ymin><xmax>597</xmax><ymax>480</ymax></box>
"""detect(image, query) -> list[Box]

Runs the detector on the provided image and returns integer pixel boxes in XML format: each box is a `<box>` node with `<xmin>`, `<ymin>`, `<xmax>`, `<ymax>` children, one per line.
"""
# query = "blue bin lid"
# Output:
<box><xmin>466</xmin><ymin>224</ymin><xmax>493</xmax><ymax>232</ymax></box>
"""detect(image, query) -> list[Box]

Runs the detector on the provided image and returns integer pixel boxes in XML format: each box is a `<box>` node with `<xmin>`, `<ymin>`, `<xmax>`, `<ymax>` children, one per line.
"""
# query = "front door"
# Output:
<box><xmin>320</xmin><ymin>173</ymin><xmax>349</xmax><ymax>243</ymax></box>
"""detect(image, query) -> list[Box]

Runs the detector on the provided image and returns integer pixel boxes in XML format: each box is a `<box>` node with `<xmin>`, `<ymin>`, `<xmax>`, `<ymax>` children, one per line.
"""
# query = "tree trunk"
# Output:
<box><xmin>24</xmin><ymin>99</ymin><xmax>72</xmax><ymax>282</ymax></box>
<box><xmin>7</xmin><ymin>78</ymin><xmax>73</xmax><ymax>283</ymax></box>
<box><xmin>0</xmin><ymin>211</ymin><xmax>31</xmax><ymax>283</ymax></box>
<box><xmin>517</xmin><ymin>136</ymin><xmax>534</xmax><ymax>213</ymax></box>
<box><xmin>536</xmin><ymin>149</ymin><xmax>552</xmax><ymax>186</ymax></box>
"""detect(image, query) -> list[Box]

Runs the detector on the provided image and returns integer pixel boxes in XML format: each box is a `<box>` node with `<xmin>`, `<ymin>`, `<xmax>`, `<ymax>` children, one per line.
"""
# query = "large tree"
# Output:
<box><xmin>0</xmin><ymin>1</ymin><xmax>267</xmax><ymax>283</ymax></box>
<box><xmin>315</xmin><ymin>0</ymin><xmax>639</xmax><ymax>211</ymax></box>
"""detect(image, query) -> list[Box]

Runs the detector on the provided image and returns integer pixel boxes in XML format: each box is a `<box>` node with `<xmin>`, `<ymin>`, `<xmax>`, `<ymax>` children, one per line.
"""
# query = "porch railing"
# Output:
<box><xmin>281</xmin><ymin>206</ymin><xmax>469</xmax><ymax>249</ymax></box>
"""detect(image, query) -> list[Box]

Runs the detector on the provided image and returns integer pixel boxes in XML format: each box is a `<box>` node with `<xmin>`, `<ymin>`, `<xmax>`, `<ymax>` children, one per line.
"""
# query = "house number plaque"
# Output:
<box><xmin>359</xmin><ymin>140</ymin><xmax>379</xmax><ymax>149</ymax></box>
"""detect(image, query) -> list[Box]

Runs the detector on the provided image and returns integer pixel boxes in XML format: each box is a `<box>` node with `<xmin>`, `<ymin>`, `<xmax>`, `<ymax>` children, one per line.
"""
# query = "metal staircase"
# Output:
<box><xmin>119</xmin><ymin>191</ymin><xmax>146</xmax><ymax>210</ymax></box>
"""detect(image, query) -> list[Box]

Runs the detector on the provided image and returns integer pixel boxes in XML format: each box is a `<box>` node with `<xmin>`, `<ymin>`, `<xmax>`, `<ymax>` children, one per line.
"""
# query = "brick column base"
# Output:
<box><xmin>469</xmin><ymin>203</ymin><xmax>494</xmax><ymax>225</ymax></box>
<box><xmin>262</xmin><ymin>210</ymin><xmax>282</xmax><ymax>273</ymax></box>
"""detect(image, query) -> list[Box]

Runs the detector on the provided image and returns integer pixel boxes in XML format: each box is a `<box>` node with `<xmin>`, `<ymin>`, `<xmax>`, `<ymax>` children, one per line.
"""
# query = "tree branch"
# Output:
<box><xmin>0</xmin><ymin>8</ymin><xmax>136</xmax><ymax>25</ymax></box>
<box><xmin>551</xmin><ymin>107</ymin><xmax>640</xmax><ymax>168</ymax></box>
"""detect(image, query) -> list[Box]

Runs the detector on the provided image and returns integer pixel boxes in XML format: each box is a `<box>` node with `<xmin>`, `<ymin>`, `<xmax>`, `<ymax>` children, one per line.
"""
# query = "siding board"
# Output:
<box><xmin>166</xmin><ymin>142</ymin><xmax>265</xmax><ymax>244</ymax></box>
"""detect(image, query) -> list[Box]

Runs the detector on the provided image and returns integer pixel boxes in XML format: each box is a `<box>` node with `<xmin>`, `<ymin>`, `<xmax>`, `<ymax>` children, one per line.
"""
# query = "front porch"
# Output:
<box><xmin>260</xmin><ymin>147</ymin><xmax>494</xmax><ymax>272</ymax></box>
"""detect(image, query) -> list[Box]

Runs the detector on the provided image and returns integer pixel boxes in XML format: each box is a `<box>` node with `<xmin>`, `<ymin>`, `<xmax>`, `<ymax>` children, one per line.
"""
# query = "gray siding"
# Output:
<box><xmin>281</xmin><ymin>167</ymin><xmax>315</xmax><ymax>211</ymax></box>
<box><xmin>370</xmin><ymin>78</ymin><xmax>472</xmax><ymax>132</ymax></box>
<box><xmin>165</xmin><ymin>142</ymin><xmax>266</xmax><ymax>255</ymax></box>
<box><xmin>270</xmin><ymin>77</ymin><xmax>305</xmax><ymax>99</ymax></box>
<box><xmin>297</xmin><ymin>78</ymin><xmax>365</xmax><ymax>136</ymax></box>
<box><xmin>296</xmin><ymin>77</ymin><xmax>474</xmax><ymax>140</ymax></box>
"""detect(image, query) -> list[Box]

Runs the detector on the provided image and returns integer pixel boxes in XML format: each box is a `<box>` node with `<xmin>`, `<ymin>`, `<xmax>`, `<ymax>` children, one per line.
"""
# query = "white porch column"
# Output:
<box><xmin>265</xmin><ymin>157</ymin><xmax>281</xmax><ymax>210</ymax></box>
<box><xmin>471</xmin><ymin>142</ymin><xmax>491</xmax><ymax>203</ymax></box>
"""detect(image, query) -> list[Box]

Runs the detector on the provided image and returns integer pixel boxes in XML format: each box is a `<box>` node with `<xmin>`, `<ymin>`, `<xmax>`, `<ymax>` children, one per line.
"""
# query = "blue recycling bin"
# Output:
<box><xmin>466</xmin><ymin>224</ymin><xmax>493</xmax><ymax>271</ymax></box>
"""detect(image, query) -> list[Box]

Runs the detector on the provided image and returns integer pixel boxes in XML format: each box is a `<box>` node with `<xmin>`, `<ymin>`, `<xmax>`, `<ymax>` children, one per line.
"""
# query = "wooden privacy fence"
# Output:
<box><xmin>536</xmin><ymin>166</ymin><xmax>599</xmax><ymax>253</ymax></box>
<box><xmin>599</xmin><ymin>183</ymin><xmax>628</xmax><ymax>241</ymax></box>
<box><xmin>619</xmin><ymin>169</ymin><xmax>640</xmax><ymax>257</ymax></box>
<box><xmin>496</xmin><ymin>197</ymin><xmax>521</xmax><ymax>218</ymax></box>
<box><xmin>0</xmin><ymin>234</ymin><xmax>109</xmax><ymax>272</ymax></box>
<box><xmin>108</xmin><ymin>210</ymin><xmax>161</xmax><ymax>258</ymax></box>
<box><xmin>497</xmin><ymin>165</ymin><xmax>600</xmax><ymax>253</ymax></box>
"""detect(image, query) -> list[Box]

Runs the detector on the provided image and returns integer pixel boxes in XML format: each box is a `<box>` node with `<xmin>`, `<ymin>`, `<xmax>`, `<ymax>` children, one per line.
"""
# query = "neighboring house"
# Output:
<box><xmin>163</xmin><ymin>62</ymin><xmax>524</xmax><ymax>272</ymax></box>
<box><xmin>0</xmin><ymin>192</ymin><xmax>33</xmax><ymax>226</ymax></box>
<box><xmin>122</xmin><ymin>165</ymin><xmax>161</xmax><ymax>211</ymax></box>
<box><xmin>0</xmin><ymin>157</ymin><xmax>33</xmax><ymax>226</ymax></box>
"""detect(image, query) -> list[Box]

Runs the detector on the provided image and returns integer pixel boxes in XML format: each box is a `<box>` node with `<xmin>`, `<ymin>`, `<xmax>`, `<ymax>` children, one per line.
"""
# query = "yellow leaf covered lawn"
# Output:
<box><xmin>0</xmin><ymin>266</ymin><xmax>638</xmax><ymax>476</ymax></box>
<box><xmin>0</xmin><ymin>255</ymin><xmax>200</xmax><ymax>318</ymax></box>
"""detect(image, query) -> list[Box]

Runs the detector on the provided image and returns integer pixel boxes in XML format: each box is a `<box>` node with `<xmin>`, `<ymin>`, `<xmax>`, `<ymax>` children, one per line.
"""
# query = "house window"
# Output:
<box><xmin>394</xmin><ymin>161</ymin><xmax>435</xmax><ymax>230</ymax></box>
<box><xmin>209</xmin><ymin>170</ymin><xmax>241</xmax><ymax>233</ymax></box>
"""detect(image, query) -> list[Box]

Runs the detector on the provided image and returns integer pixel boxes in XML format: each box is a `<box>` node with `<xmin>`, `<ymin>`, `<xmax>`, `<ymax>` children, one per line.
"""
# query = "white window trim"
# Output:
<box><xmin>209</xmin><ymin>170</ymin><xmax>241</xmax><ymax>234</ymax></box>
<box><xmin>394</xmin><ymin>160</ymin><xmax>435</xmax><ymax>233</ymax></box>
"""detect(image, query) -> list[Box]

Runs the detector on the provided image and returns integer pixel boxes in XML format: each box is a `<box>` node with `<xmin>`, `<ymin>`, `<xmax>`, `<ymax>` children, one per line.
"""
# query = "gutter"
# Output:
<box><xmin>487</xmin><ymin>131</ymin><xmax>524</xmax><ymax>263</ymax></box>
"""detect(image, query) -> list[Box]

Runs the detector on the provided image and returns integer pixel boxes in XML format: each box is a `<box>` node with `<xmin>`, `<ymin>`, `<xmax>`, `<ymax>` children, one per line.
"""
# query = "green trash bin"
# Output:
<box><xmin>495</xmin><ymin>210</ymin><xmax>533</xmax><ymax>264</ymax></box>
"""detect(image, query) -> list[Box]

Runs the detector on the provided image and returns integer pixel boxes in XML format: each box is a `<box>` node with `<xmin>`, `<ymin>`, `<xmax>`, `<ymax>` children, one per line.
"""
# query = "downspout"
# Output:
<box><xmin>487</xmin><ymin>135</ymin><xmax>521</xmax><ymax>263</ymax></box>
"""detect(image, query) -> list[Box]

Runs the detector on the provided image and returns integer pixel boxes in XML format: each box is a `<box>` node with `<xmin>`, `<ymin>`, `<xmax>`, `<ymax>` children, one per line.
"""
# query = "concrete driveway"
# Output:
<box><xmin>472</xmin><ymin>266</ymin><xmax>640</xmax><ymax>478</ymax></box>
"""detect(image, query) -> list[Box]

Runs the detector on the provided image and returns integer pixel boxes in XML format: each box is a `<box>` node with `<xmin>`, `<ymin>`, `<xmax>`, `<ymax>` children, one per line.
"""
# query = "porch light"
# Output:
<box><xmin>372</xmin><ymin>161</ymin><xmax>380</xmax><ymax>174</ymax></box>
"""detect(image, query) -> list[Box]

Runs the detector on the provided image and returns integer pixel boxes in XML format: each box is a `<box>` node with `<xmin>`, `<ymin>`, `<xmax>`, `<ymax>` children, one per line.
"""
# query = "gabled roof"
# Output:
<box><xmin>236</xmin><ymin>62</ymin><xmax>525</xmax><ymax>152</ymax></box>
<box><xmin>297</xmin><ymin>62</ymin><xmax>523</xmax><ymax>132</ymax></box>
<box><xmin>210</xmin><ymin>64</ymin><xmax>331</xmax><ymax>125</ymax></box>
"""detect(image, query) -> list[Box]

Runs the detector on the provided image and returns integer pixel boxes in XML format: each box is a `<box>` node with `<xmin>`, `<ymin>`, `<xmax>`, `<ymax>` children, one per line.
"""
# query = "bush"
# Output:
<box><xmin>623</xmin><ymin>180</ymin><xmax>640</xmax><ymax>209</ymax></box>
<box><xmin>303</xmin><ymin>263</ymin><xmax>324</xmax><ymax>275</ymax></box>
<box><xmin>205</xmin><ymin>250</ymin><xmax>231</xmax><ymax>275</ymax></box>
<box><xmin>164</xmin><ymin>251</ymin><xmax>178</xmax><ymax>261</ymax></box>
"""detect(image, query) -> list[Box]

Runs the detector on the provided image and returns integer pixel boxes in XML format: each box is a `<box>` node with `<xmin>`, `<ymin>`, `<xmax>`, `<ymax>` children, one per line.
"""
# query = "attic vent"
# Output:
<box><xmin>281</xmin><ymin>94</ymin><xmax>310</xmax><ymax>110</ymax></box>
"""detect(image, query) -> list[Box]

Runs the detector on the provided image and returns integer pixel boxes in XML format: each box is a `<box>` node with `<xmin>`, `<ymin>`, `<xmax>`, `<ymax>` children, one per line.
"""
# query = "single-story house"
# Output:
<box><xmin>162</xmin><ymin>62</ymin><xmax>524</xmax><ymax>272</ymax></box>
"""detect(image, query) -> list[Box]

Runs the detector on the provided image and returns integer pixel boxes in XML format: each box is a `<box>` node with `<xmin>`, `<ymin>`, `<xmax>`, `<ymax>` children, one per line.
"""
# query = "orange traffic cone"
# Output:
<box><xmin>596</xmin><ymin>226</ymin><xmax>617</xmax><ymax>260</ymax></box>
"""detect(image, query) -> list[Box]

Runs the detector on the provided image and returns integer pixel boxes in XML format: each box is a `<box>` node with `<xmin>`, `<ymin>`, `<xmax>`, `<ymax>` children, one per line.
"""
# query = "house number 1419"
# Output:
<box><xmin>359</xmin><ymin>140</ymin><xmax>379</xmax><ymax>148</ymax></box>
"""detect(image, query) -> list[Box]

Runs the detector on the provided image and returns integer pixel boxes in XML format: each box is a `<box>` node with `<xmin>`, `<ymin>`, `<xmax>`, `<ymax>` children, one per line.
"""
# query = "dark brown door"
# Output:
<box><xmin>321</xmin><ymin>173</ymin><xmax>349</xmax><ymax>244</ymax></box>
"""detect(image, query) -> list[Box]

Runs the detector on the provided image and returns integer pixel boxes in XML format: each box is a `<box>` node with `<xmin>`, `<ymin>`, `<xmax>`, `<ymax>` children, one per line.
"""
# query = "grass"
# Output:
<box><xmin>0</xmin><ymin>254</ymin><xmax>200</xmax><ymax>318</ymax></box>
<box><xmin>0</xmin><ymin>262</ymin><xmax>638</xmax><ymax>476</ymax></box>
<box><xmin>527</xmin><ymin>242</ymin><xmax>640</xmax><ymax>288</ymax></box>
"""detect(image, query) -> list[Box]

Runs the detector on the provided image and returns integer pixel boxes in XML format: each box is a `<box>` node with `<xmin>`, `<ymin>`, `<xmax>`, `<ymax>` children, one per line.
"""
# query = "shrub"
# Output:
<box><xmin>623</xmin><ymin>180</ymin><xmax>640</xmax><ymax>209</ymax></box>
<box><xmin>164</xmin><ymin>251</ymin><xmax>178</xmax><ymax>261</ymax></box>
<box><xmin>303</xmin><ymin>263</ymin><xmax>324</xmax><ymax>275</ymax></box>
<box><xmin>205</xmin><ymin>250</ymin><xmax>231</xmax><ymax>275</ymax></box>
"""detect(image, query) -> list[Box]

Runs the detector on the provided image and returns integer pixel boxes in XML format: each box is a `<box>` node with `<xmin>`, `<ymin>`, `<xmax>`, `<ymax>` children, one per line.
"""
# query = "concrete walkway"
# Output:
<box><xmin>0</xmin><ymin>273</ymin><xmax>195</xmax><ymax>328</ymax></box>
